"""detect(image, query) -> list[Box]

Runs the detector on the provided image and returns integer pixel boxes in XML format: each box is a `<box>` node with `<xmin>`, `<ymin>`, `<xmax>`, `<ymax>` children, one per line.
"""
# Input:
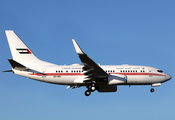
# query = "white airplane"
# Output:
<box><xmin>4</xmin><ymin>30</ymin><xmax>172</xmax><ymax>96</ymax></box>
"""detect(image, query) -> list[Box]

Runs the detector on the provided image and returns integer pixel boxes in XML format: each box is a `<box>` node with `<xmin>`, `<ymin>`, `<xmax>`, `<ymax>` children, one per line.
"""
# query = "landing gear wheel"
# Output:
<box><xmin>85</xmin><ymin>90</ymin><xmax>91</xmax><ymax>96</ymax></box>
<box><xmin>150</xmin><ymin>88</ymin><xmax>155</xmax><ymax>93</ymax></box>
<box><xmin>90</xmin><ymin>86</ymin><xmax>96</xmax><ymax>92</ymax></box>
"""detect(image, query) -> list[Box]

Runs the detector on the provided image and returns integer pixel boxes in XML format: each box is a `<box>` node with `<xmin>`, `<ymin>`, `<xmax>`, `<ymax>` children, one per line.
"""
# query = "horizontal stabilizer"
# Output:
<box><xmin>8</xmin><ymin>59</ymin><xmax>29</xmax><ymax>71</ymax></box>
<box><xmin>2</xmin><ymin>70</ymin><xmax>13</xmax><ymax>72</ymax></box>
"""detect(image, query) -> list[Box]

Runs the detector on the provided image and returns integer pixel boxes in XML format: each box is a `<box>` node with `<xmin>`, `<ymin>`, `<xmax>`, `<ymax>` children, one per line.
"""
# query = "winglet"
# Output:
<box><xmin>72</xmin><ymin>39</ymin><xmax>84</xmax><ymax>55</ymax></box>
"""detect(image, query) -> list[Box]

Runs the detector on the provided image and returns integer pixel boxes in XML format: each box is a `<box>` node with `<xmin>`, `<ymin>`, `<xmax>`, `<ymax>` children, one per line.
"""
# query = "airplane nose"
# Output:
<box><xmin>166</xmin><ymin>74</ymin><xmax>172</xmax><ymax>81</ymax></box>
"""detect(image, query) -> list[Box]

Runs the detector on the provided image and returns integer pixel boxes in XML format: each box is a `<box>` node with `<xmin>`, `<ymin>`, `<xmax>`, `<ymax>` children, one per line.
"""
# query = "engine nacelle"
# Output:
<box><xmin>108</xmin><ymin>74</ymin><xmax>127</xmax><ymax>85</ymax></box>
<box><xmin>97</xmin><ymin>85</ymin><xmax>117</xmax><ymax>92</ymax></box>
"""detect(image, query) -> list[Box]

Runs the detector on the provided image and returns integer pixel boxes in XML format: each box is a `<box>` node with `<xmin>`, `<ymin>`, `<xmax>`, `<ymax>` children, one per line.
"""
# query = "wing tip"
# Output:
<box><xmin>5</xmin><ymin>30</ymin><xmax>15</xmax><ymax>35</ymax></box>
<box><xmin>72</xmin><ymin>39</ymin><xmax>84</xmax><ymax>55</ymax></box>
<box><xmin>5</xmin><ymin>30</ymin><xmax>14</xmax><ymax>33</ymax></box>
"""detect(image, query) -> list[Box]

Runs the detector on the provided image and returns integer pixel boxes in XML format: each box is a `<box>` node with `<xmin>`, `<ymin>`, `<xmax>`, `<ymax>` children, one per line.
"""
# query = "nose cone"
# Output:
<box><xmin>166</xmin><ymin>74</ymin><xmax>172</xmax><ymax>81</ymax></box>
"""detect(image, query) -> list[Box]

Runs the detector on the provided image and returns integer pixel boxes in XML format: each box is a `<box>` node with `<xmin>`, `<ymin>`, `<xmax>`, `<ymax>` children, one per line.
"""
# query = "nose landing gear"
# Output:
<box><xmin>150</xmin><ymin>88</ymin><xmax>155</xmax><ymax>93</ymax></box>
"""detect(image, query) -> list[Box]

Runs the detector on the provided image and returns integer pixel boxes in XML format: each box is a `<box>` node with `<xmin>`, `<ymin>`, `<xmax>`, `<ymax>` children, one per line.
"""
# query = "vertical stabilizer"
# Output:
<box><xmin>5</xmin><ymin>30</ymin><xmax>38</xmax><ymax>65</ymax></box>
<box><xmin>5</xmin><ymin>31</ymin><xmax>49</xmax><ymax>66</ymax></box>
<box><xmin>5</xmin><ymin>30</ymin><xmax>57</xmax><ymax>67</ymax></box>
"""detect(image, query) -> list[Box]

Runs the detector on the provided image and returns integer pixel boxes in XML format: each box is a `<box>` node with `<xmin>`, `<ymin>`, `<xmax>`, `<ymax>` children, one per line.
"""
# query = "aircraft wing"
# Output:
<box><xmin>72</xmin><ymin>39</ymin><xmax>108</xmax><ymax>83</ymax></box>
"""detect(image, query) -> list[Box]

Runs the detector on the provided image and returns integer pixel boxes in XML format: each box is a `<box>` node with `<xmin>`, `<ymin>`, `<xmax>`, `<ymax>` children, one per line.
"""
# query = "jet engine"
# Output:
<box><xmin>108</xmin><ymin>74</ymin><xmax>127</xmax><ymax>85</ymax></box>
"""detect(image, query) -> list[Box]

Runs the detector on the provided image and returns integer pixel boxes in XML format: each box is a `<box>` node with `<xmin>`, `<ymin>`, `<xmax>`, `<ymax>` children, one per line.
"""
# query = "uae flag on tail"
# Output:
<box><xmin>16</xmin><ymin>48</ymin><xmax>32</xmax><ymax>54</ymax></box>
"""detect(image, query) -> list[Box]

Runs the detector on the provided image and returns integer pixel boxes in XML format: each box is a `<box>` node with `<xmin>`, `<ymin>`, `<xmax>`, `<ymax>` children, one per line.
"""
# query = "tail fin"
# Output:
<box><xmin>5</xmin><ymin>30</ymin><xmax>38</xmax><ymax>65</ymax></box>
<box><xmin>5</xmin><ymin>30</ymin><xmax>55</xmax><ymax>67</ymax></box>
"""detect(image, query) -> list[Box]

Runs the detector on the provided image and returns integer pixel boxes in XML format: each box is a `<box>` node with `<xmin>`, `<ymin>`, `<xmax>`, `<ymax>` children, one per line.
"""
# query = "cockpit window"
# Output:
<box><xmin>157</xmin><ymin>70</ymin><xmax>163</xmax><ymax>73</ymax></box>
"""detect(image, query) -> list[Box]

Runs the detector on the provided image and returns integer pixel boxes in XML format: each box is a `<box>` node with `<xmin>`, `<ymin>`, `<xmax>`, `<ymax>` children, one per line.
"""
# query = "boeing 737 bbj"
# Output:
<box><xmin>4</xmin><ymin>30</ymin><xmax>172</xmax><ymax>96</ymax></box>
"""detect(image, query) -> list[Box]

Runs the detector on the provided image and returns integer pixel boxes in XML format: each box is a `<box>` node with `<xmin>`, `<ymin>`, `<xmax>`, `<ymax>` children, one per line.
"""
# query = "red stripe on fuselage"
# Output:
<box><xmin>29</xmin><ymin>72</ymin><xmax>165</xmax><ymax>76</ymax></box>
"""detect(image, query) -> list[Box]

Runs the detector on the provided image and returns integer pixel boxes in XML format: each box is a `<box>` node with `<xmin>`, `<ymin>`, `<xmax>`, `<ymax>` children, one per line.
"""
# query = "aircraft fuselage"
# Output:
<box><xmin>13</xmin><ymin>64</ymin><xmax>171</xmax><ymax>86</ymax></box>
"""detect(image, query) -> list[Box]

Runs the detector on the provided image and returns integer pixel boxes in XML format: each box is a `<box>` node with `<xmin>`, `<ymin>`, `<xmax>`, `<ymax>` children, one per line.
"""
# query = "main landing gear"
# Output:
<box><xmin>84</xmin><ymin>85</ymin><xmax>96</xmax><ymax>96</ymax></box>
<box><xmin>85</xmin><ymin>90</ymin><xmax>91</xmax><ymax>96</ymax></box>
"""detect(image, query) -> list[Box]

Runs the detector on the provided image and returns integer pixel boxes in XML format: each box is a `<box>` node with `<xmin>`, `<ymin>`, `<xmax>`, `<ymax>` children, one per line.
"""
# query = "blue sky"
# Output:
<box><xmin>0</xmin><ymin>0</ymin><xmax>175</xmax><ymax>120</ymax></box>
